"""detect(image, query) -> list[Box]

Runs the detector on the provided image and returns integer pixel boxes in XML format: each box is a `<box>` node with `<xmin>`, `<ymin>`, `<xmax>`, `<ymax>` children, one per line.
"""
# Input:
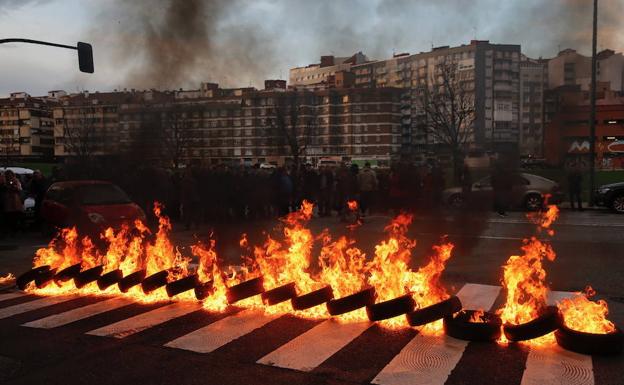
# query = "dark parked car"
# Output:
<box><xmin>594</xmin><ymin>182</ymin><xmax>624</xmax><ymax>213</ymax></box>
<box><xmin>41</xmin><ymin>180</ymin><xmax>146</xmax><ymax>235</ymax></box>
<box><xmin>443</xmin><ymin>173</ymin><xmax>564</xmax><ymax>211</ymax></box>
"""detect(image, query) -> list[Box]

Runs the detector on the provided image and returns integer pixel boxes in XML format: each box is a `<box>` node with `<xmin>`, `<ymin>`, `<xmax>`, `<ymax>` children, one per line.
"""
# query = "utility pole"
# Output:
<box><xmin>588</xmin><ymin>0</ymin><xmax>598</xmax><ymax>206</ymax></box>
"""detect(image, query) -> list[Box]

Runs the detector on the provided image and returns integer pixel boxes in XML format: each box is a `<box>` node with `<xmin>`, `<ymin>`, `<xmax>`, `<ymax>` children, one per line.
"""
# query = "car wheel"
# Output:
<box><xmin>448</xmin><ymin>194</ymin><xmax>464</xmax><ymax>209</ymax></box>
<box><xmin>524</xmin><ymin>194</ymin><xmax>543</xmax><ymax>211</ymax></box>
<box><xmin>610</xmin><ymin>194</ymin><xmax>624</xmax><ymax>214</ymax></box>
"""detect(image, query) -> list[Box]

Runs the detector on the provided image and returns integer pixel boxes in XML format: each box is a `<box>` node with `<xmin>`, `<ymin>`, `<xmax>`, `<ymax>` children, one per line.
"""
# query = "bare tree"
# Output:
<box><xmin>159</xmin><ymin>104</ymin><xmax>191</xmax><ymax>169</ymax></box>
<box><xmin>415</xmin><ymin>60</ymin><xmax>475</xmax><ymax>181</ymax></box>
<box><xmin>269</xmin><ymin>90</ymin><xmax>318</xmax><ymax>169</ymax></box>
<box><xmin>60</xmin><ymin>106</ymin><xmax>101</xmax><ymax>176</ymax></box>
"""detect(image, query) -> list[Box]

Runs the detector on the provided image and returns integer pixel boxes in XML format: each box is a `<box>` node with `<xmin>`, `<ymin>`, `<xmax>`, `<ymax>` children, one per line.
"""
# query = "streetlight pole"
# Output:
<box><xmin>588</xmin><ymin>0</ymin><xmax>597</xmax><ymax>206</ymax></box>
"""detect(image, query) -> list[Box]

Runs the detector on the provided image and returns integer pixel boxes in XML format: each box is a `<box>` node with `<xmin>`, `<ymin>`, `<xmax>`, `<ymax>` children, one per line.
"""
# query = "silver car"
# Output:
<box><xmin>443</xmin><ymin>173</ymin><xmax>564</xmax><ymax>211</ymax></box>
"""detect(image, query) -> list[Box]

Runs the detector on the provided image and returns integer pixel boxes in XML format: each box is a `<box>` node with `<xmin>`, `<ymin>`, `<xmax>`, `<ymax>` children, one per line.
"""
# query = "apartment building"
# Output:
<box><xmin>289</xmin><ymin>52</ymin><xmax>369</xmax><ymax>89</ymax></box>
<box><xmin>0</xmin><ymin>92</ymin><xmax>57</xmax><ymax>161</ymax></box>
<box><xmin>548</xmin><ymin>48</ymin><xmax>624</xmax><ymax>92</ymax></box>
<box><xmin>52</xmin><ymin>91</ymin><xmax>137</xmax><ymax>157</ymax></box>
<box><xmin>519</xmin><ymin>56</ymin><xmax>548</xmax><ymax>156</ymax></box>
<box><xmin>292</xmin><ymin>41</ymin><xmax>522</xmax><ymax>155</ymax></box>
<box><xmin>114</xmin><ymin>82</ymin><xmax>402</xmax><ymax>167</ymax></box>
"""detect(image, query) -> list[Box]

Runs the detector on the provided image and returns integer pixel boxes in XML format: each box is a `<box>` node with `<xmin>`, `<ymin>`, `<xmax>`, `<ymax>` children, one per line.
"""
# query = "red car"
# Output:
<box><xmin>41</xmin><ymin>180</ymin><xmax>146</xmax><ymax>236</ymax></box>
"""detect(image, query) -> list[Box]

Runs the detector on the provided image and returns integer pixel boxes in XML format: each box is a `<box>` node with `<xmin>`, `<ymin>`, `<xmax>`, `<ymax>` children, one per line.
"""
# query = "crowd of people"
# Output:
<box><xmin>140</xmin><ymin>161</ymin><xmax>449</xmax><ymax>229</ymax></box>
<box><xmin>0</xmin><ymin>161</ymin><xmax>451</xmax><ymax>236</ymax></box>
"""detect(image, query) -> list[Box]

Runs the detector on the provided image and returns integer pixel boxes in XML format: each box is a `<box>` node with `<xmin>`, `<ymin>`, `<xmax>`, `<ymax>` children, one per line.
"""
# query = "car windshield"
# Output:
<box><xmin>75</xmin><ymin>184</ymin><xmax>131</xmax><ymax>205</ymax></box>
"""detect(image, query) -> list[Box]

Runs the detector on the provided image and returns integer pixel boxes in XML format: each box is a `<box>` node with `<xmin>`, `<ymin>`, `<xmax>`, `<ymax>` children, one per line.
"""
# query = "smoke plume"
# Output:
<box><xmin>90</xmin><ymin>0</ymin><xmax>279</xmax><ymax>90</ymax></box>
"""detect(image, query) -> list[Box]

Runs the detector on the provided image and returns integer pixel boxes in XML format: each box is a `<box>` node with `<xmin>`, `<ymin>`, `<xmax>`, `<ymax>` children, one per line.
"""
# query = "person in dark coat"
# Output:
<box><xmin>276</xmin><ymin>167</ymin><xmax>293</xmax><ymax>216</ymax></box>
<box><xmin>28</xmin><ymin>170</ymin><xmax>48</xmax><ymax>226</ymax></box>
<box><xmin>3</xmin><ymin>170</ymin><xmax>23</xmax><ymax>235</ymax></box>
<box><xmin>567</xmin><ymin>163</ymin><xmax>583</xmax><ymax>211</ymax></box>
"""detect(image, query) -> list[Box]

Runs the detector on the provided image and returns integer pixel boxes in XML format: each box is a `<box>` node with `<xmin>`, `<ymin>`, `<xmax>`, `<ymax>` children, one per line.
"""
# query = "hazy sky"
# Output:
<box><xmin>1</xmin><ymin>0</ymin><xmax>622</xmax><ymax>97</ymax></box>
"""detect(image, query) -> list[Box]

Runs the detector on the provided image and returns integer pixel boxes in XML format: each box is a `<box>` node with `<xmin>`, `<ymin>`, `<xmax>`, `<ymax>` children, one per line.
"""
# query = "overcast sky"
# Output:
<box><xmin>1</xmin><ymin>0</ymin><xmax>622</xmax><ymax>97</ymax></box>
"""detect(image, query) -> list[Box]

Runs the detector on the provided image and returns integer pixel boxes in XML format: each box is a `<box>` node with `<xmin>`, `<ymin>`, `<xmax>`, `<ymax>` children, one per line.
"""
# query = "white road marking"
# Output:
<box><xmin>22</xmin><ymin>297</ymin><xmax>133</xmax><ymax>329</ymax></box>
<box><xmin>164</xmin><ymin>309</ymin><xmax>279</xmax><ymax>353</ymax></box>
<box><xmin>521</xmin><ymin>290</ymin><xmax>594</xmax><ymax>385</ymax></box>
<box><xmin>522</xmin><ymin>344</ymin><xmax>593</xmax><ymax>385</ymax></box>
<box><xmin>258</xmin><ymin>319</ymin><xmax>372</xmax><ymax>371</ymax></box>
<box><xmin>86</xmin><ymin>302</ymin><xmax>201</xmax><ymax>338</ymax></box>
<box><xmin>371</xmin><ymin>283</ymin><xmax>502</xmax><ymax>385</ymax></box>
<box><xmin>0</xmin><ymin>292</ymin><xmax>25</xmax><ymax>302</ymax></box>
<box><xmin>0</xmin><ymin>295</ymin><xmax>77</xmax><ymax>320</ymax></box>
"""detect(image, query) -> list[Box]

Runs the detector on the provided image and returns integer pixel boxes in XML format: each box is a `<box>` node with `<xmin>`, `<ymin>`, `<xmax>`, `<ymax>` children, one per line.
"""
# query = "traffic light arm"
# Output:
<box><xmin>0</xmin><ymin>38</ymin><xmax>93</xmax><ymax>73</ymax></box>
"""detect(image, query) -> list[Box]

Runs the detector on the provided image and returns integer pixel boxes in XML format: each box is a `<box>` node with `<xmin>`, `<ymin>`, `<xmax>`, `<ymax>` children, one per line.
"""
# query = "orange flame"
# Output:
<box><xmin>365</xmin><ymin>214</ymin><xmax>454</xmax><ymax>330</ymax></box>
<box><xmin>24</xmin><ymin>201</ymin><xmax>457</xmax><ymax>328</ymax></box>
<box><xmin>558</xmin><ymin>286</ymin><xmax>616</xmax><ymax>334</ymax></box>
<box><xmin>316</xmin><ymin>231</ymin><xmax>368</xmax><ymax>321</ymax></box>
<box><xmin>26</xmin><ymin>203</ymin><xmax>193</xmax><ymax>302</ymax></box>
<box><xmin>497</xmin><ymin>205</ymin><xmax>559</xmax><ymax>344</ymax></box>
<box><xmin>499</xmin><ymin>237</ymin><xmax>556</xmax><ymax>326</ymax></box>
<box><xmin>469</xmin><ymin>310</ymin><xmax>486</xmax><ymax>323</ymax></box>
<box><xmin>0</xmin><ymin>273</ymin><xmax>15</xmax><ymax>285</ymax></box>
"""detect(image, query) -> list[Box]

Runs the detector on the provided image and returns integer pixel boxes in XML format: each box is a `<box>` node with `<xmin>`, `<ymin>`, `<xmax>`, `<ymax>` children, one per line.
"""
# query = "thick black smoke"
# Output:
<box><xmin>87</xmin><ymin>0</ymin><xmax>622</xmax><ymax>90</ymax></box>
<box><xmin>90</xmin><ymin>0</ymin><xmax>279</xmax><ymax>90</ymax></box>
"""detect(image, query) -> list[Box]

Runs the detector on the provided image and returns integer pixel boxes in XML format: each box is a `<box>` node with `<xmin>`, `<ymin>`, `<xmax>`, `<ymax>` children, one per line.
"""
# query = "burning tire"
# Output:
<box><xmin>166</xmin><ymin>274</ymin><xmax>199</xmax><ymax>297</ymax></box>
<box><xmin>16</xmin><ymin>265</ymin><xmax>51</xmax><ymax>290</ymax></box>
<box><xmin>327</xmin><ymin>287</ymin><xmax>376</xmax><ymax>316</ymax></box>
<box><xmin>34</xmin><ymin>268</ymin><xmax>58</xmax><ymax>288</ymax></box>
<box><xmin>261</xmin><ymin>282</ymin><xmax>297</xmax><ymax>306</ymax></box>
<box><xmin>118</xmin><ymin>270</ymin><xmax>147</xmax><ymax>293</ymax></box>
<box><xmin>292</xmin><ymin>286</ymin><xmax>334</xmax><ymax>311</ymax></box>
<box><xmin>226</xmin><ymin>276</ymin><xmax>265</xmax><ymax>304</ymax></box>
<box><xmin>141</xmin><ymin>270</ymin><xmax>169</xmax><ymax>294</ymax></box>
<box><xmin>366</xmin><ymin>294</ymin><xmax>415</xmax><ymax>322</ymax></box>
<box><xmin>15</xmin><ymin>265</ymin><xmax>50</xmax><ymax>290</ymax></box>
<box><xmin>555</xmin><ymin>325</ymin><xmax>624</xmax><ymax>356</ymax></box>
<box><xmin>503</xmin><ymin>306</ymin><xmax>561</xmax><ymax>342</ymax></box>
<box><xmin>97</xmin><ymin>269</ymin><xmax>123</xmax><ymax>290</ymax></box>
<box><xmin>194</xmin><ymin>280</ymin><xmax>214</xmax><ymax>300</ymax></box>
<box><xmin>74</xmin><ymin>265</ymin><xmax>104</xmax><ymax>288</ymax></box>
<box><xmin>443</xmin><ymin>310</ymin><xmax>502</xmax><ymax>342</ymax></box>
<box><xmin>54</xmin><ymin>263</ymin><xmax>82</xmax><ymax>283</ymax></box>
<box><xmin>406</xmin><ymin>296</ymin><xmax>462</xmax><ymax>327</ymax></box>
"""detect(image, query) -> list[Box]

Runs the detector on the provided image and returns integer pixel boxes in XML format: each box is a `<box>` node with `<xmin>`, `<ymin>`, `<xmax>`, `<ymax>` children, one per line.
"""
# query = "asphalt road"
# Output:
<box><xmin>0</xmin><ymin>209</ymin><xmax>623</xmax><ymax>385</ymax></box>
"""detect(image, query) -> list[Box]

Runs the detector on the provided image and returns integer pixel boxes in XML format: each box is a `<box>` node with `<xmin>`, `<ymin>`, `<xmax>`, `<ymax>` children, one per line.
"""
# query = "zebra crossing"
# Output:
<box><xmin>0</xmin><ymin>283</ymin><xmax>611</xmax><ymax>385</ymax></box>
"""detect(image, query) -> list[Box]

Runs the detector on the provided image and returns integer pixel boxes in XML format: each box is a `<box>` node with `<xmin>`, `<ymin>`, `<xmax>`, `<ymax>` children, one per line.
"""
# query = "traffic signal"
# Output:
<box><xmin>77</xmin><ymin>42</ymin><xmax>94</xmax><ymax>73</ymax></box>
